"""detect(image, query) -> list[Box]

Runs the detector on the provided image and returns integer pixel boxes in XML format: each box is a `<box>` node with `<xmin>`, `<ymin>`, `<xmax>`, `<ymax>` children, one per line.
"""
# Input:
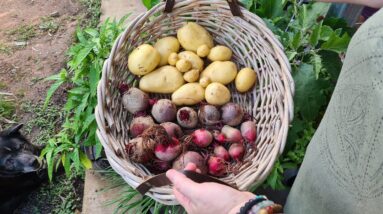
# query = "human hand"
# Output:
<box><xmin>166</xmin><ymin>164</ymin><xmax>255</xmax><ymax>214</ymax></box>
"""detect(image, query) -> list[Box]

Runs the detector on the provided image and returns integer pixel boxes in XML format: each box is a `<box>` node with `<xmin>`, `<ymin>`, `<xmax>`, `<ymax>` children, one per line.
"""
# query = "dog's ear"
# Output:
<box><xmin>5</xmin><ymin>124</ymin><xmax>24</xmax><ymax>136</ymax></box>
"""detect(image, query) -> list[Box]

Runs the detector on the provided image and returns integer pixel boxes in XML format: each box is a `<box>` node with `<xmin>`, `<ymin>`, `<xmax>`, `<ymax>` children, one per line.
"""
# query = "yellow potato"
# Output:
<box><xmin>177</xmin><ymin>22</ymin><xmax>214</xmax><ymax>52</ymax></box>
<box><xmin>201</xmin><ymin>61</ymin><xmax>237</xmax><ymax>85</ymax></box>
<box><xmin>176</xmin><ymin>59</ymin><xmax>192</xmax><ymax>72</ymax></box>
<box><xmin>128</xmin><ymin>44</ymin><xmax>161</xmax><ymax>76</ymax></box>
<box><xmin>172</xmin><ymin>83</ymin><xmax>205</xmax><ymax>105</ymax></box>
<box><xmin>235</xmin><ymin>68</ymin><xmax>257</xmax><ymax>93</ymax></box>
<box><xmin>154</xmin><ymin>37</ymin><xmax>180</xmax><ymax>66</ymax></box>
<box><xmin>208</xmin><ymin>45</ymin><xmax>233</xmax><ymax>61</ymax></box>
<box><xmin>205</xmin><ymin>83</ymin><xmax>231</xmax><ymax>105</ymax></box>
<box><xmin>178</xmin><ymin>51</ymin><xmax>204</xmax><ymax>71</ymax></box>
<box><xmin>199</xmin><ymin>76</ymin><xmax>211</xmax><ymax>88</ymax></box>
<box><xmin>183</xmin><ymin>69</ymin><xmax>200</xmax><ymax>83</ymax></box>
<box><xmin>139</xmin><ymin>65</ymin><xmax>184</xmax><ymax>93</ymax></box>
<box><xmin>197</xmin><ymin>45</ymin><xmax>210</xmax><ymax>57</ymax></box>
<box><xmin>168</xmin><ymin>52</ymin><xmax>179</xmax><ymax>66</ymax></box>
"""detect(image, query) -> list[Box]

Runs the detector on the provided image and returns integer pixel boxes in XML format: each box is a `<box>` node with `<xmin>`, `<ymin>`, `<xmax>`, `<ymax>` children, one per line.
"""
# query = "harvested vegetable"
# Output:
<box><xmin>178</xmin><ymin>51</ymin><xmax>204</xmax><ymax>72</ymax></box>
<box><xmin>241</xmin><ymin>121</ymin><xmax>257</xmax><ymax>143</ymax></box>
<box><xmin>197</xmin><ymin>44</ymin><xmax>210</xmax><ymax>57</ymax></box>
<box><xmin>208</xmin><ymin>156</ymin><xmax>226</xmax><ymax>177</ymax></box>
<box><xmin>177</xmin><ymin>107</ymin><xmax>198</xmax><ymax>129</ymax></box>
<box><xmin>139</xmin><ymin>65</ymin><xmax>184</xmax><ymax>93</ymax></box>
<box><xmin>172</xmin><ymin>83</ymin><xmax>205</xmax><ymax>106</ymax></box>
<box><xmin>208</xmin><ymin>45</ymin><xmax>232</xmax><ymax>61</ymax></box>
<box><xmin>173</xmin><ymin>151</ymin><xmax>207</xmax><ymax>174</ymax></box>
<box><xmin>154</xmin><ymin>137</ymin><xmax>181</xmax><ymax>161</ymax></box>
<box><xmin>177</xmin><ymin>22</ymin><xmax>214</xmax><ymax>52</ymax></box>
<box><xmin>151</xmin><ymin>99</ymin><xmax>177</xmax><ymax>123</ymax></box>
<box><xmin>235</xmin><ymin>68</ymin><xmax>257</xmax><ymax>93</ymax></box>
<box><xmin>198</xmin><ymin>105</ymin><xmax>220</xmax><ymax>125</ymax></box>
<box><xmin>154</xmin><ymin>36</ymin><xmax>180</xmax><ymax>66</ymax></box>
<box><xmin>122</xmin><ymin>87</ymin><xmax>149</xmax><ymax>114</ymax></box>
<box><xmin>213</xmin><ymin>130</ymin><xmax>226</xmax><ymax>144</ymax></box>
<box><xmin>229</xmin><ymin>143</ymin><xmax>245</xmax><ymax>161</ymax></box>
<box><xmin>128</xmin><ymin>44</ymin><xmax>160</xmax><ymax>75</ymax></box>
<box><xmin>168</xmin><ymin>52</ymin><xmax>179</xmax><ymax>65</ymax></box>
<box><xmin>205</xmin><ymin>82</ymin><xmax>231</xmax><ymax>105</ymax></box>
<box><xmin>183</xmin><ymin>69</ymin><xmax>200</xmax><ymax>83</ymax></box>
<box><xmin>176</xmin><ymin>59</ymin><xmax>192</xmax><ymax>72</ymax></box>
<box><xmin>199</xmin><ymin>76</ymin><xmax>211</xmax><ymax>88</ymax></box>
<box><xmin>214</xmin><ymin>145</ymin><xmax>230</xmax><ymax>161</ymax></box>
<box><xmin>201</xmin><ymin>61</ymin><xmax>237</xmax><ymax>85</ymax></box>
<box><xmin>221</xmin><ymin>125</ymin><xmax>242</xmax><ymax>143</ymax></box>
<box><xmin>221</xmin><ymin>102</ymin><xmax>244</xmax><ymax>126</ymax></box>
<box><xmin>192</xmin><ymin>129</ymin><xmax>213</xmax><ymax>147</ymax></box>
<box><xmin>125</xmin><ymin>137</ymin><xmax>155</xmax><ymax>164</ymax></box>
<box><xmin>129</xmin><ymin>116</ymin><xmax>155</xmax><ymax>137</ymax></box>
<box><xmin>160</xmin><ymin>122</ymin><xmax>183</xmax><ymax>138</ymax></box>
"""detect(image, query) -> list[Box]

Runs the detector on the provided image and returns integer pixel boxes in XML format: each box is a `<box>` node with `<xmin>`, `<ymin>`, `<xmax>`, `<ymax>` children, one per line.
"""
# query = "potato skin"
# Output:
<box><xmin>183</xmin><ymin>69</ymin><xmax>200</xmax><ymax>83</ymax></box>
<box><xmin>172</xmin><ymin>83</ymin><xmax>205</xmax><ymax>105</ymax></box>
<box><xmin>128</xmin><ymin>44</ymin><xmax>161</xmax><ymax>76</ymax></box>
<box><xmin>235</xmin><ymin>68</ymin><xmax>257</xmax><ymax>93</ymax></box>
<box><xmin>208</xmin><ymin>45</ymin><xmax>232</xmax><ymax>61</ymax></box>
<box><xmin>139</xmin><ymin>65</ymin><xmax>184</xmax><ymax>93</ymax></box>
<box><xmin>177</xmin><ymin>22</ymin><xmax>214</xmax><ymax>52</ymax></box>
<box><xmin>176</xmin><ymin>59</ymin><xmax>192</xmax><ymax>72</ymax></box>
<box><xmin>154</xmin><ymin>37</ymin><xmax>180</xmax><ymax>66</ymax></box>
<box><xmin>168</xmin><ymin>52</ymin><xmax>179</xmax><ymax>65</ymax></box>
<box><xmin>201</xmin><ymin>61</ymin><xmax>237</xmax><ymax>85</ymax></box>
<box><xmin>178</xmin><ymin>51</ymin><xmax>204</xmax><ymax>71</ymax></box>
<box><xmin>197</xmin><ymin>45</ymin><xmax>210</xmax><ymax>57</ymax></box>
<box><xmin>205</xmin><ymin>83</ymin><xmax>231</xmax><ymax>105</ymax></box>
<box><xmin>199</xmin><ymin>76</ymin><xmax>211</xmax><ymax>88</ymax></box>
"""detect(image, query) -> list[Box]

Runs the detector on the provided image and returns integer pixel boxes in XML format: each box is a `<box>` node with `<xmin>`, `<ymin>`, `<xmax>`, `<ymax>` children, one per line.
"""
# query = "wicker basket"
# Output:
<box><xmin>95</xmin><ymin>0</ymin><xmax>294</xmax><ymax>205</ymax></box>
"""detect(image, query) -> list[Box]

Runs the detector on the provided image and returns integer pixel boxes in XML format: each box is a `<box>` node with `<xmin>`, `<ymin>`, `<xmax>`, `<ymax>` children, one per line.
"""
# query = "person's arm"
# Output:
<box><xmin>318</xmin><ymin>0</ymin><xmax>383</xmax><ymax>8</ymax></box>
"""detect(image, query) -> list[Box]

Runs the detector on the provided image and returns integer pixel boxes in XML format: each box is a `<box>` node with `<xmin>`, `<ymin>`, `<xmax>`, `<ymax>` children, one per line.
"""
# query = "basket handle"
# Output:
<box><xmin>164</xmin><ymin>0</ymin><xmax>243</xmax><ymax>17</ymax></box>
<box><xmin>136</xmin><ymin>170</ymin><xmax>237</xmax><ymax>195</ymax></box>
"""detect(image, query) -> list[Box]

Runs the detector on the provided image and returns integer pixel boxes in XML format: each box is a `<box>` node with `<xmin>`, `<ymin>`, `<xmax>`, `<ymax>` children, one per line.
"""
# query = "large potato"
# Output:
<box><xmin>177</xmin><ymin>22</ymin><xmax>214</xmax><ymax>52</ymax></box>
<box><xmin>205</xmin><ymin>83</ymin><xmax>231</xmax><ymax>105</ymax></box>
<box><xmin>208</xmin><ymin>45</ymin><xmax>233</xmax><ymax>61</ymax></box>
<box><xmin>178</xmin><ymin>51</ymin><xmax>204</xmax><ymax>71</ymax></box>
<box><xmin>235</xmin><ymin>67</ymin><xmax>257</xmax><ymax>93</ymax></box>
<box><xmin>172</xmin><ymin>83</ymin><xmax>205</xmax><ymax>105</ymax></box>
<box><xmin>128</xmin><ymin>44</ymin><xmax>160</xmax><ymax>76</ymax></box>
<box><xmin>201</xmin><ymin>61</ymin><xmax>237</xmax><ymax>85</ymax></box>
<box><xmin>139</xmin><ymin>66</ymin><xmax>184</xmax><ymax>93</ymax></box>
<box><xmin>154</xmin><ymin>37</ymin><xmax>180</xmax><ymax>66</ymax></box>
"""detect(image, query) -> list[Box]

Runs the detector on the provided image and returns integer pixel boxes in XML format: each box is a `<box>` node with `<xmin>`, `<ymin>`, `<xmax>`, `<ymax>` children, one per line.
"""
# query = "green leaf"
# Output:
<box><xmin>69</xmin><ymin>44</ymin><xmax>94</xmax><ymax>69</ymax></box>
<box><xmin>286</xmin><ymin>50</ymin><xmax>297</xmax><ymax>61</ymax></box>
<box><xmin>256</xmin><ymin>0</ymin><xmax>286</xmax><ymax>19</ymax></box>
<box><xmin>321</xmin><ymin>32</ymin><xmax>351</xmax><ymax>53</ymax></box>
<box><xmin>79</xmin><ymin>151</ymin><xmax>92</xmax><ymax>169</ymax></box>
<box><xmin>142</xmin><ymin>0</ymin><xmax>160</xmax><ymax>10</ymax></box>
<box><xmin>320</xmin><ymin>25</ymin><xmax>333</xmax><ymax>41</ymax></box>
<box><xmin>298</xmin><ymin>3</ymin><xmax>330</xmax><ymax>30</ymax></box>
<box><xmin>46</xmin><ymin>146</ymin><xmax>54</xmax><ymax>181</ymax></box>
<box><xmin>309</xmin><ymin>23</ymin><xmax>322</xmax><ymax>47</ymax></box>
<box><xmin>239</xmin><ymin>0</ymin><xmax>253</xmax><ymax>9</ymax></box>
<box><xmin>44</xmin><ymin>80</ymin><xmax>64</xmax><ymax>109</ymax></box>
<box><xmin>311</xmin><ymin>53</ymin><xmax>323</xmax><ymax>78</ymax></box>
<box><xmin>319</xmin><ymin>50</ymin><xmax>343</xmax><ymax>82</ymax></box>
<box><xmin>62</xmin><ymin>153</ymin><xmax>71</xmax><ymax>177</ymax></box>
<box><xmin>291</xmin><ymin>31</ymin><xmax>302</xmax><ymax>50</ymax></box>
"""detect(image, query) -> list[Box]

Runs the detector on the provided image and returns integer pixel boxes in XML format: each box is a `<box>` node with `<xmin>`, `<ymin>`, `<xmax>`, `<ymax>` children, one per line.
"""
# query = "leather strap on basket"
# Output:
<box><xmin>163</xmin><ymin>0</ymin><xmax>243</xmax><ymax>17</ymax></box>
<box><xmin>136</xmin><ymin>170</ymin><xmax>237</xmax><ymax>195</ymax></box>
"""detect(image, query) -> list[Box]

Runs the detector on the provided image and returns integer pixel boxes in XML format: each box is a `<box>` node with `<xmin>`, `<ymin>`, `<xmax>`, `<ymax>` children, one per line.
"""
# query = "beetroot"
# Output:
<box><xmin>160</xmin><ymin>122</ymin><xmax>183</xmax><ymax>138</ymax></box>
<box><xmin>198</xmin><ymin>105</ymin><xmax>220</xmax><ymax>125</ymax></box>
<box><xmin>154</xmin><ymin>137</ymin><xmax>181</xmax><ymax>161</ymax></box>
<box><xmin>241</xmin><ymin>121</ymin><xmax>257</xmax><ymax>143</ymax></box>
<box><xmin>151</xmin><ymin>159</ymin><xmax>171</xmax><ymax>172</ymax></box>
<box><xmin>212</xmin><ymin>130</ymin><xmax>226</xmax><ymax>144</ymax></box>
<box><xmin>192</xmin><ymin>129</ymin><xmax>213</xmax><ymax>147</ymax></box>
<box><xmin>229</xmin><ymin>143</ymin><xmax>245</xmax><ymax>161</ymax></box>
<box><xmin>122</xmin><ymin>87</ymin><xmax>149</xmax><ymax>114</ymax></box>
<box><xmin>208</xmin><ymin>156</ymin><xmax>226</xmax><ymax>177</ymax></box>
<box><xmin>221</xmin><ymin>125</ymin><xmax>242</xmax><ymax>143</ymax></box>
<box><xmin>173</xmin><ymin>151</ymin><xmax>207</xmax><ymax>174</ymax></box>
<box><xmin>177</xmin><ymin>107</ymin><xmax>198</xmax><ymax>129</ymax></box>
<box><xmin>221</xmin><ymin>103</ymin><xmax>244</xmax><ymax>126</ymax></box>
<box><xmin>129</xmin><ymin>116</ymin><xmax>155</xmax><ymax>137</ymax></box>
<box><xmin>214</xmin><ymin>145</ymin><xmax>230</xmax><ymax>161</ymax></box>
<box><xmin>125</xmin><ymin>137</ymin><xmax>155</xmax><ymax>164</ymax></box>
<box><xmin>151</xmin><ymin>99</ymin><xmax>177</xmax><ymax>123</ymax></box>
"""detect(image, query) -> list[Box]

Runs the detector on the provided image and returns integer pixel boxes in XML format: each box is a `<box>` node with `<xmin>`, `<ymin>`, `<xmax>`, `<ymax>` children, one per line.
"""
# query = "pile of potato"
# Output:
<box><xmin>127</xmin><ymin>22</ymin><xmax>257</xmax><ymax>106</ymax></box>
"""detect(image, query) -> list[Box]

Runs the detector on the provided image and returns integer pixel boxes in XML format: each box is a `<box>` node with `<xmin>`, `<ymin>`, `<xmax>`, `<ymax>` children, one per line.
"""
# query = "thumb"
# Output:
<box><xmin>166</xmin><ymin>169</ymin><xmax>199</xmax><ymax>198</ymax></box>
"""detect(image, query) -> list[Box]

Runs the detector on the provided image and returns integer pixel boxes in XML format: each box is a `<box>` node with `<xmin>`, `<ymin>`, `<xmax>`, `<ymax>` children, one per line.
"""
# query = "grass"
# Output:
<box><xmin>0</xmin><ymin>42</ymin><xmax>12</xmax><ymax>55</ymax></box>
<box><xmin>79</xmin><ymin>0</ymin><xmax>102</xmax><ymax>27</ymax></box>
<box><xmin>39</xmin><ymin>16</ymin><xmax>60</xmax><ymax>34</ymax></box>
<box><xmin>7</xmin><ymin>24</ymin><xmax>36</xmax><ymax>41</ymax></box>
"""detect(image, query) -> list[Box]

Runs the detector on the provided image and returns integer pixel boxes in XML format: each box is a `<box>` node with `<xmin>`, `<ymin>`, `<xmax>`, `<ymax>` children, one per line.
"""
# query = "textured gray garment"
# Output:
<box><xmin>285</xmin><ymin>8</ymin><xmax>383</xmax><ymax>214</ymax></box>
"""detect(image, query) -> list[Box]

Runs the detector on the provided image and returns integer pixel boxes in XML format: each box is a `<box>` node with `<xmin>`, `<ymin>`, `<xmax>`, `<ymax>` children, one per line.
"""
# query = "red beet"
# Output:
<box><xmin>154</xmin><ymin>137</ymin><xmax>181</xmax><ymax>161</ymax></box>
<box><xmin>122</xmin><ymin>87</ymin><xmax>149</xmax><ymax>114</ymax></box>
<box><xmin>173</xmin><ymin>151</ymin><xmax>207</xmax><ymax>174</ymax></box>
<box><xmin>177</xmin><ymin>107</ymin><xmax>198</xmax><ymax>129</ymax></box>
<box><xmin>241</xmin><ymin>121</ymin><xmax>257</xmax><ymax>143</ymax></box>
<box><xmin>129</xmin><ymin>116</ymin><xmax>155</xmax><ymax>137</ymax></box>
<box><xmin>125</xmin><ymin>137</ymin><xmax>155</xmax><ymax>163</ymax></box>
<box><xmin>221</xmin><ymin>125</ymin><xmax>242</xmax><ymax>143</ymax></box>
<box><xmin>212</xmin><ymin>130</ymin><xmax>226</xmax><ymax>144</ymax></box>
<box><xmin>221</xmin><ymin>103</ymin><xmax>244</xmax><ymax>126</ymax></box>
<box><xmin>208</xmin><ymin>156</ymin><xmax>226</xmax><ymax>177</ymax></box>
<box><xmin>198</xmin><ymin>105</ymin><xmax>220</xmax><ymax>125</ymax></box>
<box><xmin>160</xmin><ymin>122</ymin><xmax>183</xmax><ymax>138</ymax></box>
<box><xmin>214</xmin><ymin>145</ymin><xmax>230</xmax><ymax>161</ymax></box>
<box><xmin>229</xmin><ymin>143</ymin><xmax>245</xmax><ymax>161</ymax></box>
<box><xmin>151</xmin><ymin>99</ymin><xmax>177</xmax><ymax>123</ymax></box>
<box><xmin>192</xmin><ymin>129</ymin><xmax>213</xmax><ymax>147</ymax></box>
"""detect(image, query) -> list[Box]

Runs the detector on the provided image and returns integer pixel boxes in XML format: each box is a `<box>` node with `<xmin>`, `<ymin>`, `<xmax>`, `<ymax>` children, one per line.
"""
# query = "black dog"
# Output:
<box><xmin>0</xmin><ymin>124</ymin><xmax>46</xmax><ymax>214</ymax></box>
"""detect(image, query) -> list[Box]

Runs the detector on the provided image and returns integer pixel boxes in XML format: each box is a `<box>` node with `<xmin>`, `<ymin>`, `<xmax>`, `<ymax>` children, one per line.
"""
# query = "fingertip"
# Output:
<box><xmin>166</xmin><ymin>169</ymin><xmax>179</xmax><ymax>182</ymax></box>
<box><xmin>184</xmin><ymin>162</ymin><xmax>197</xmax><ymax>171</ymax></box>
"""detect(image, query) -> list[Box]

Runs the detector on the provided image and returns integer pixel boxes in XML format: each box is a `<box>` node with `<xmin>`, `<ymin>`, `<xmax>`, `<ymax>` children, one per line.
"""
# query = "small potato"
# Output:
<box><xmin>235</xmin><ymin>67</ymin><xmax>257</xmax><ymax>93</ymax></box>
<box><xmin>177</xmin><ymin>22</ymin><xmax>214</xmax><ymax>52</ymax></box>
<box><xmin>139</xmin><ymin>65</ymin><xmax>184</xmax><ymax>93</ymax></box>
<box><xmin>178</xmin><ymin>51</ymin><xmax>204</xmax><ymax>71</ymax></box>
<box><xmin>201</xmin><ymin>61</ymin><xmax>237</xmax><ymax>85</ymax></box>
<box><xmin>154</xmin><ymin>37</ymin><xmax>180</xmax><ymax>66</ymax></box>
<box><xmin>184</xmin><ymin>69</ymin><xmax>200</xmax><ymax>83</ymax></box>
<box><xmin>199</xmin><ymin>77</ymin><xmax>211</xmax><ymax>88</ymax></box>
<box><xmin>207</xmin><ymin>45</ymin><xmax>233</xmax><ymax>61</ymax></box>
<box><xmin>205</xmin><ymin>83</ymin><xmax>231</xmax><ymax>106</ymax></box>
<box><xmin>176</xmin><ymin>59</ymin><xmax>192</xmax><ymax>72</ymax></box>
<box><xmin>128</xmin><ymin>44</ymin><xmax>161</xmax><ymax>76</ymax></box>
<box><xmin>197</xmin><ymin>45</ymin><xmax>210</xmax><ymax>57</ymax></box>
<box><xmin>172</xmin><ymin>83</ymin><xmax>205</xmax><ymax>105</ymax></box>
<box><xmin>168</xmin><ymin>52</ymin><xmax>179</xmax><ymax>65</ymax></box>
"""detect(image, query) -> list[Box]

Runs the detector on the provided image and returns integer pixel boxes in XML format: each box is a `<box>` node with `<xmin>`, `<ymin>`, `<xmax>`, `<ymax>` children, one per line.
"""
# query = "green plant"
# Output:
<box><xmin>39</xmin><ymin>16</ymin><xmax>60</xmax><ymax>33</ymax></box>
<box><xmin>43</xmin><ymin>17</ymin><xmax>128</xmax><ymax>180</ymax></box>
<box><xmin>0</xmin><ymin>42</ymin><xmax>12</xmax><ymax>55</ymax></box>
<box><xmin>79</xmin><ymin>0</ymin><xmax>102</xmax><ymax>27</ymax></box>
<box><xmin>0</xmin><ymin>94</ymin><xmax>16</xmax><ymax>124</ymax></box>
<box><xmin>7</xmin><ymin>24</ymin><xmax>36</xmax><ymax>41</ymax></box>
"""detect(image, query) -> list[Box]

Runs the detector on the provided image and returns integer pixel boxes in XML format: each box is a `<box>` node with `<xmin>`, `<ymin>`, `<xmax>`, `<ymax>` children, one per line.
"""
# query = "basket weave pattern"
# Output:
<box><xmin>96</xmin><ymin>0</ymin><xmax>294</xmax><ymax>205</ymax></box>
